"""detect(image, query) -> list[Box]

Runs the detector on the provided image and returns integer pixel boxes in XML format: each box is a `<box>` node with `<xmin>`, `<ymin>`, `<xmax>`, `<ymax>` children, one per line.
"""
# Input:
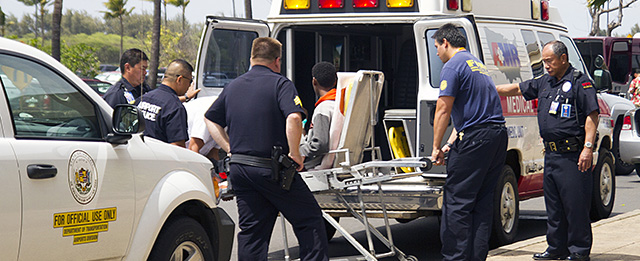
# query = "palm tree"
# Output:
<box><xmin>51</xmin><ymin>0</ymin><xmax>63</xmax><ymax>61</ymax></box>
<box><xmin>150</xmin><ymin>0</ymin><xmax>161</xmax><ymax>89</ymax></box>
<box><xmin>167</xmin><ymin>0</ymin><xmax>189</xmax><ymax>32</ymax></box>
<box><xmin>38</xmin><ymin>0</ymin><xmax>51</xmax><ymax>42</ymax></box>
<box><xmin>144</xmin><ymin>0</ymin><xmax>167</xmax><ymax>27</ymax></box>
<box><xmin>102</xmin><ymin>0</ymin><xmax>134</xmax><ymax>58</ymax></box>
<box><xmin>18</xmin><ymin>0</ymin><xmax>39</xmax><ymax>43</ymax></box>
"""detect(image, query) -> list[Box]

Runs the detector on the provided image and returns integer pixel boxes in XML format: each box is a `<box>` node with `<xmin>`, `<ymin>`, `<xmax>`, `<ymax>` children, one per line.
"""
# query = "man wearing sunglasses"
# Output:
<box><xmin>138</xmin><ymin>59</ymin><xmax>194</xmax><ymax>147</ymax></box>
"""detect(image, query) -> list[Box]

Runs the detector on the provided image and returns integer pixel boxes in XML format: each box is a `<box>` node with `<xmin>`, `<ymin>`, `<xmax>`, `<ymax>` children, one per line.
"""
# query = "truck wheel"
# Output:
<box><xmin>590</xmin><ymin>150</ymin><xmax>615</xmax><ymax>222</ymax></box>
<box><xmin>490</xmin><ymin>165</ymin><xmax>519</xmax><ymax>247</ymax></box>
<box><xmin>148</xmin><ymin>217</ymin><xmax>214</xmax><ymax>261</ymax></box>
<box><xmin>613</xmin><ymin>125</ymin><xmax>634</xmax><ymax>175</ymax></box>
<box><xmin>325</xmin><ymin>217</ymin><xmax>339</xmax><ymax>240</ymax></box>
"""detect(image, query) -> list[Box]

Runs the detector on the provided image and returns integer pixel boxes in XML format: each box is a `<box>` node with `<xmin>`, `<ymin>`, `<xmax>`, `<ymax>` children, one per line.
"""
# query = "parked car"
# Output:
<box><xmin>82</xmin><ymin>78</ymin><xmax>111</xmax><ymax>97</ymax></box>
<box><xmin>95</xmin><ymin>71</ymin><xmax>122</xmax><ymax>85</ymax></box>
<box><xmin>0</xmin><ymin>36</ymin><xmax>234</xmax><ymax>260</ymax></box>
<box><xmin>99</xmin><ymin>64</ymin><xmax>119</xmax><ymax>72</ymax></box>
<box><xmin>618</xmin><ymin>108</ymin><xmax>640</xmax><ymax>178</ymax></box>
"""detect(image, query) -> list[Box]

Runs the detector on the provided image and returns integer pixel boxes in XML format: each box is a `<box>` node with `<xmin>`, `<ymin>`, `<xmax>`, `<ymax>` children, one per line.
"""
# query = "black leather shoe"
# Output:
<box><xmin>566</xmin><ymin>253</ymin><xmax>590</xmax><ymax>261</ymax></box>
<box><xmin>533</xmin><ymin>251</ymin><xmax>568</xmax><ymax>260</ymax></box>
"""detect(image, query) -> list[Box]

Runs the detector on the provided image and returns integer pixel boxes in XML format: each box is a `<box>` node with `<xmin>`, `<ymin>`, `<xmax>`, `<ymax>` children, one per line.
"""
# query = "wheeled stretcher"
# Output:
<box><xmin>291</xmin><ymin>70</ymin><xmax>433</xmax><ymax>260</ymax></box>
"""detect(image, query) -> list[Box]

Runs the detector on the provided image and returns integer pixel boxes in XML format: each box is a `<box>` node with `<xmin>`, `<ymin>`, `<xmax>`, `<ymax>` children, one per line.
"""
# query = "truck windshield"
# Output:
<box><xmin>202</xmin><ymin>29</ymin><xmax>257</xmax><ymax>88</ymax></box>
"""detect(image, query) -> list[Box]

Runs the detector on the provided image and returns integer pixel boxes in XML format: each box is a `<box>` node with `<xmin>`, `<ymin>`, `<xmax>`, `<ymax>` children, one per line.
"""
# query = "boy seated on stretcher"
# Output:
<box><xmin>300</xmin><ymin>62</ymin><xmax>338</xmax><ymax>170</ymax></box>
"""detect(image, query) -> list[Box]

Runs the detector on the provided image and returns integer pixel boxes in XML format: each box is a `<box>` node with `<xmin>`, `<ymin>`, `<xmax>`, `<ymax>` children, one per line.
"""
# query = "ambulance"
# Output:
<box><xmin>0</xmin><ymin>37</ymin><xmax>234</xmax><ymax>260</ymax></box>
<box><xmin>195</xmin><ymin>0</ymin><xmax>615</xmax><ymax>246</ymax></box>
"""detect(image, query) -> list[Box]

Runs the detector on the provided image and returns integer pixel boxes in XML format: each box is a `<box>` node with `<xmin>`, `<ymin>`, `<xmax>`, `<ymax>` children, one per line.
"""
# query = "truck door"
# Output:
<box><xmin>412</xmin><ymin>18</ymin><xmax>481</xmax><ymax>174</ymax></box>
<box><xmin>0</xmin><ymin>53</ymin><xmax>135</xmax><ymax>260</ymax></box>
<box><xmin>0</xmin><ymin>82</ymin><xmax>21</xmax><ymax>260</ymax></box>
<box><xmin>195</xmin><ymin>17</ymin><xmax>269</xmax><ymax>98</ymax></box>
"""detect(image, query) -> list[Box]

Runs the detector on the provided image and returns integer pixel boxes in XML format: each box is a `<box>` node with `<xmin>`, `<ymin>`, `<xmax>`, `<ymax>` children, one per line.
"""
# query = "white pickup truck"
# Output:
<box><xmin>0</xmin><ymin>37</ymin><xmax>234</xmax><ymax>261</ymax></box>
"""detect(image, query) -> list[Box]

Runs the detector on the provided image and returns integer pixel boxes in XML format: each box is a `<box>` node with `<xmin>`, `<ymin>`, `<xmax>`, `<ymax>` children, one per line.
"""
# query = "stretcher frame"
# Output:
<box><xmin>290</xmin><ymin>71</ymin><xmax>431</xmax><ymax>261</ymax></box>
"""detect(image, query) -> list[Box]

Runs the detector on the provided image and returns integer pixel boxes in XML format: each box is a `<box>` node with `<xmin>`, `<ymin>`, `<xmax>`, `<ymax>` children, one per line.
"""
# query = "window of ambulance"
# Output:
<box><xmin>560</xmin><ymin>35</ymin><xmax>588</xmax><ymax>74</ymax></box>
<box><xmin>201</xmin><ymin>29</ymin><xmax>257</xmax><ymax>88</ymax></box>
<box><xmin>521</xmin><ymin>30</ymin><xmax>544</xmax><ymax>77</ymax></box>
<box><xmin>0</xmin><ymin>54</ymin><xmax>101</xmax><ymax>139</ymax></box>
<box><xmin>425</xmin><ymin>27</ymin><xmax>468</xmax><ymax>88</ymax></box>
<box><xmin>537</xmin><ymin>32</ymin><xmax>555</xmax><ymax>48</ymax></box>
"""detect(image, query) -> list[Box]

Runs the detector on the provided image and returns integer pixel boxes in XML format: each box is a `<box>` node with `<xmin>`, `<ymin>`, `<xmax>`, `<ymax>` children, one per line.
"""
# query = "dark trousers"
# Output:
<box><xmin>229</xmin><ymin>164</ymin><xmax>329</xmax><ymax>261</ymax></box>
<box><xmin>441</xmin><ymin>125</ymin><xmax>508</xmax><ymax>261</ymax></box>
<box><xmin>543</xmin><ymin>151</ymin><xmax>593</xmax><ymax>256</ymax></box>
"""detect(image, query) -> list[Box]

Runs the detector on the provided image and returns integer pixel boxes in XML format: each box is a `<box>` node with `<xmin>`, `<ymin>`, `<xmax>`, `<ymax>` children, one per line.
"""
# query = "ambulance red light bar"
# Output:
<box><xmin>541</xmin><ymin>0</ymin><xmax>549</xmax><ymax>21</ymax></box>
<box><xmin>447</xmin><ymin>0</ymin><xmax>459</xmax><ymax>10</ymax></box>
<box><xmin>354</xmin><ymin>0</ymin><xmax>378</xmax><ymax>8</ymax></box>
<box><xmin>319</xmin><ymin>0</ymin><xmax>343</xmax><ymax>8</ymax></box>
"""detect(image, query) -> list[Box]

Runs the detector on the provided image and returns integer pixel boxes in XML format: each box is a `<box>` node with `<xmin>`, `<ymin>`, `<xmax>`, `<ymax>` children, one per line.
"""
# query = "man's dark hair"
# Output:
<box><xmin>431</xmin><ymin>23</ymin><xmax>467</xmax><ymax>48</ymax></box>
<box><xmin>119</xmin><ymin>48</ymin><xmax>149</xmax><ymax>72</ymax></box>
<box><xmin>544</xmin><ymin>40</ymin><xmax>568</xmax><ymax>60</ymax></box>
<box><xmin>312</xmin><ymin>61</ymin><xmax>337</xmax><ymax>90</ymax></box>
<box><xmin>634</xmin><ymin>68</ymin><xmax>640</xmax><ymax>75</ymax></box>
<box><xmin>170</xmin><ymin>59</ymin><xmax>194</xmax><ymax>73</ymax></box>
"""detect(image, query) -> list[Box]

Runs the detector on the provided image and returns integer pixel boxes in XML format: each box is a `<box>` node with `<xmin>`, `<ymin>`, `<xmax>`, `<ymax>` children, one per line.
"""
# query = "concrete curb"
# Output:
<box><xmin>488</xmin><ymin>209</ymin><xmax>640</xmax><ymax>257</ymax></box>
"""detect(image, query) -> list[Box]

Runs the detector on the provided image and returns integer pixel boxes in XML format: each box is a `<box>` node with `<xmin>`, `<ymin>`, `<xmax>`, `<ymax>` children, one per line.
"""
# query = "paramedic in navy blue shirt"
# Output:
<box><xmin>430</xmin><ymin>23</ymin><xmax>508</xmax><ymax>261</ymax></box>
<box><xmin>103</xmin><ymin>48</ymin><xmax>151</xmax><ymax>108</ymax></box>
<box><xmin>204</xmin><ymin>37</ymin><xmax>329</xmax><ymax>261</ymax></box>
<box><xmin>497</xmin><ymin>40</ymin><xmax>598</xmax><ymax>261</ymax></box>
<box><xmin>137</xmin><ymin>59</ymin><xmax>192</xmax><ymax>147</ymax></box>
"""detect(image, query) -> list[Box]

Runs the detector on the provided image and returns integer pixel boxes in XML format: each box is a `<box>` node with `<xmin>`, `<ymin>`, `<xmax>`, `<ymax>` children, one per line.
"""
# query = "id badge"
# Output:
<box><xmin>124</xmin><ymin>91</ymin><xmax>135</xmax><ymax>104</ymax></box>
<box><xmin>561</xmin><ymin>104</ymin><xmax>571</xmax><ymax>118</ymax></box>
<box><xmin>549</xmin><ymin>101</ymin><xmax>560</xmax><ymax>115</ymax></box>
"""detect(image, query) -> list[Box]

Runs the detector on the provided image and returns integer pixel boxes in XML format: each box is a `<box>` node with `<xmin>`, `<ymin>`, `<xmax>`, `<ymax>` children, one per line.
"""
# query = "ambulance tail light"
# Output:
<box><xmin>354</xmin><ymin>0</ymin><xmax>377</xmax><ymax>8</ymax></box>
<box><xmin>387</xmin><ymin>0</ymin><xmax>413</xmax><ymax>8</ymax></box>
<box><xmin>447</xmin><ymin>0</ymin><xmax>459</xmax><ymax>10</ymax></box>
<box><xmin>531</xmin><ymin>0</ymin><xmax>541</xmax><ymax>20</ymax></box>
<box><xmin>284</xmin><ymin>0</ymin><xmax>310</xmax><ymax>9</ymax></box>
<box><xmin>623</xmin><ymin>115</ymin><xmax>632</xmax><ymax>131</ymax></box>
<box><xmin>319</xmin><ymin>0</ymin><xmax>343</xmax><ymax>8</ymax></box>
<box><xmin>541</xmin><ymin>0</ymin><xmax>549</xmax><ymax>21</ymax></box>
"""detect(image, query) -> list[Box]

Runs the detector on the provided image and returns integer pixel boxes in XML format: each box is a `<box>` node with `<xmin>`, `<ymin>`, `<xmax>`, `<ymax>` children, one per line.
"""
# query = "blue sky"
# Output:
<box><xmin>0</xmin><ymin>0</ymin><xmax>639</xmax><ymax>37</ymax></box>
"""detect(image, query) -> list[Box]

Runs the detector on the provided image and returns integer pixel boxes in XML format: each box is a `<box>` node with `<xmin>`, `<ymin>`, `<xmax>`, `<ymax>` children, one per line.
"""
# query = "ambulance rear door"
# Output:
<box><xmin>413</xmin><ymin>17</ymin><xmax>481</xmax><ymax>174</ymax></box>
<box><xmin>195</xmin><ymin>17</ymin><xmax>270</xmax><ymax>98</ymax></box>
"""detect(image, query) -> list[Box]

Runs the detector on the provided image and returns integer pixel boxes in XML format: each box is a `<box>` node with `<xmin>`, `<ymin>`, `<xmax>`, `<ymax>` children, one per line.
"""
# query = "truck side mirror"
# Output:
<box><xmin>106</xmin><ymin>104</ymin><xmax>145</xmax><ymax>144</ymax></box>
<box><xmin>593</xmin><ymin>69</ymin><xmax>613</xmax><ymax>91</ymax></box>
<box><xmin>594</xmin><ymin>55</ymin><xmax>605</xmax><ymax>69</ymax></box>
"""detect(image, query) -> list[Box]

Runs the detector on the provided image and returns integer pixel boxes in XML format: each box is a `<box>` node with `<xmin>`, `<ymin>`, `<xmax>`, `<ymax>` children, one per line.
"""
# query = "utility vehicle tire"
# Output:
<box><xmin>148</xmin><ymin>217</ymin><xmax>214</xmax><ymax>261</ymax></box>
<box><xmin>590</xmin><ymin>150</ymin><xmax>615</xmax><ymax>222</ymax></box>
<box><xmin>490</xmin><ymin>165</ymin><xmax>519</xmax><ymax>247</ymax></box>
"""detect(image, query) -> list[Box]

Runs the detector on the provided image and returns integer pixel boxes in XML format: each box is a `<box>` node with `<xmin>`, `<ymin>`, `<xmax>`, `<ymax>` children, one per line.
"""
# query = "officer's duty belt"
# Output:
<box><xmin>544</xmin><ymin>136</ymin><xmax>584</xmax><ymax>153</ymax></box>
<box><xmin>458</xmin><ymin>123</ymin><xmax>505</xmax><ymax>140</ymax></box>
<box><xmin>229</xmin><ymin>154</ymin><xmax>272</xmax><ymax>168</ymax></box>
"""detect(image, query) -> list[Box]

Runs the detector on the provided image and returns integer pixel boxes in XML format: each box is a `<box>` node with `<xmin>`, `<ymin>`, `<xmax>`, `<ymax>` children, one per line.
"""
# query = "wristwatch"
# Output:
<box><xmin>584</xmin><ymin>141</ymin><xmax>593</xmax><ymax>149</ymax></box>
<box><xmin>184</xmin><ymin>94</ymin><xmax>191</xmax><ymax>102</ymax></box>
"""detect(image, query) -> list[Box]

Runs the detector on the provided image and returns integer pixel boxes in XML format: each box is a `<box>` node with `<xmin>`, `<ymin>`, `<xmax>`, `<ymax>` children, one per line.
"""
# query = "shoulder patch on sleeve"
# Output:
<box><xmin>294</xmin><ymin>96</ymin><xmax>302</xmax><ymax>106</ymax></box>
<box><xmin>440</xmin><ymin>80</ymin><xmax>448</xmax><ymax>91</ymax></box>
<box><xmin>582</xmin><ymin>82</ymin><xmax>593</xmax><ymax>89</ymax></box>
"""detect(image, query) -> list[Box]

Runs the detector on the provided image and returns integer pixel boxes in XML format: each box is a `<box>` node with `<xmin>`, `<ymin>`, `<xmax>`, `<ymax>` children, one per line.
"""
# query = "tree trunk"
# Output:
<box><xmin>181</xmin><ymin>6</ymin><xmax>186</xmax><ymax>32</ymax></box>
<box><xmin>51</xmin><ymin>0</ymin><xmax>62</xmax><ymax>61</ymax></box>
<box><xmin>150</xmin><ymin>0</ymin><xmax>161</xmax><ymax>89</ymax></box>
<box><xmin>119</xmin><ymin>16</ymin><xmax>123</xmax><ymax>58</ymax></box>
<box><xmin>34</xmin><ymin>5</ymin><xmax>38</xmax><ymax>43</ymax></box>
<box><xmin>40</xmin><ymin>3</ymin><xmax>45</xmax><ymax>43</ymax></box>
<box><xmin>163</xmin><ymin>0</ymin><xmax>167</xmax><ymax>27</ymax></box>
<box><xmin>244</xmin><ymin>0</ymin><xmax>252</xmax><ymax>19</ymax></box>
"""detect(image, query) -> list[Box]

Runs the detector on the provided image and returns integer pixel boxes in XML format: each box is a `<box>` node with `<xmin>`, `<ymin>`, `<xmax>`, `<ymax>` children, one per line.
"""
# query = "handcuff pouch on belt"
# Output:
<box><xmin>544</xmin><ymin>136</ymin><xmax>584</xmax><ymax>153</ymax></box>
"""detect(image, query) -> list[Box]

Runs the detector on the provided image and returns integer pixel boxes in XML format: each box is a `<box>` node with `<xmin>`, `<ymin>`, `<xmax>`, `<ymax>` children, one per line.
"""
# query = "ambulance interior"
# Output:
<box><xmin>276</xmin><ymin>24</ymin><xmax>418</xmax><ymax>159</ymax></box>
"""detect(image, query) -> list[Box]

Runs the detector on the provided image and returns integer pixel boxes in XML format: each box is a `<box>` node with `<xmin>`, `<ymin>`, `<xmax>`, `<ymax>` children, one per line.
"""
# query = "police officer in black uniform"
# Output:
<box><xmin>103</xmin><ymin>48</ymin><xmax>151</xmax><ymax>108</ymax></box>
<box><xmin>204</xmin><ymin>37</ymin><xmax>329</xmax><ymax>261</ymax></box>
<box><xmin>497</xmin><ymin>40</ymin><xmax>599</xmax><ymax>261</ymax></box>
<box><xmin>137</xmin><ymin>59</ymin><xmax>193</xmax><ymax>147</ymax></box>
<box><xmin>431</xmin><ymin>24</ymin><xmax>508</xmax><ymax>261</ymax></box>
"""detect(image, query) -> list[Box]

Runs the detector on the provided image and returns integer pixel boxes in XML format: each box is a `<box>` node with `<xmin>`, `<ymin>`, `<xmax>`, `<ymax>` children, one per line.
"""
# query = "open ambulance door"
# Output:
<box><xmin>412</xmin><ymin>17</ymin><xmax>480</xmax><ymax>174</ymax></box>
<box><xmin>195</xmin><ymin>17</ymin><xmax>270</xmax><ymax>97</ymax></box>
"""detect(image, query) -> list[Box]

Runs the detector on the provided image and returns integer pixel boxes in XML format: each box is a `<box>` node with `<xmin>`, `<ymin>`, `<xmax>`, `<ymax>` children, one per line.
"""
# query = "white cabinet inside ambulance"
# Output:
<box><xmin>0</xmin><ymin>37</ymin><xmax>234</xmax><ymax>261</ymax></box>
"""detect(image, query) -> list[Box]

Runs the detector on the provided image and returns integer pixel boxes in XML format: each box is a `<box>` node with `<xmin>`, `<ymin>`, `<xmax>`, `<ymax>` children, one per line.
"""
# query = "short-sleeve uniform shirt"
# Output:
<box><xmin>519</xmin><ymin>66</ymin><xmax>599</xmax><ymax>141</ymax></box>
<box><xmin>439</xmin><ymin>49</ymin><xmax>505</xmax><ymax>131</ymax></box>
<box><xmin>103</xmin><ymin>77</ymin><xmax>151</xmax><ymax>109</ymax></box>
<box><xmin>138</xmin><ymin>84</ymin><xmax>189</xmax><ymax>143</ymax></box>
<box><xmin>204</xmin><ymin>65</ymin><xmax>305</xmax><ymax>158</ymax></box>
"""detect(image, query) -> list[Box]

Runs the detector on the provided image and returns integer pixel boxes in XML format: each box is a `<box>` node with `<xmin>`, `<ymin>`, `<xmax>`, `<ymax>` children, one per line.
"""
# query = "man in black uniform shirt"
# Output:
<box><xmin>204</xmin><ymin>37</ymin><xmax>329</xmax><ymax>261</ymax></box>
<box><xmin>137</xmin><ymin>59</ymin><xmax>193</xmax><ymax>147</ymax></box>
<box><xmin>497</xmin><ymin>40</ymin><xmax>599</xmax><ymax>261</ymax></box>
<box><xmin>103</xmin><ymin>48</ymin><xmax>151</xmax><ymax>108</ymax></box>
